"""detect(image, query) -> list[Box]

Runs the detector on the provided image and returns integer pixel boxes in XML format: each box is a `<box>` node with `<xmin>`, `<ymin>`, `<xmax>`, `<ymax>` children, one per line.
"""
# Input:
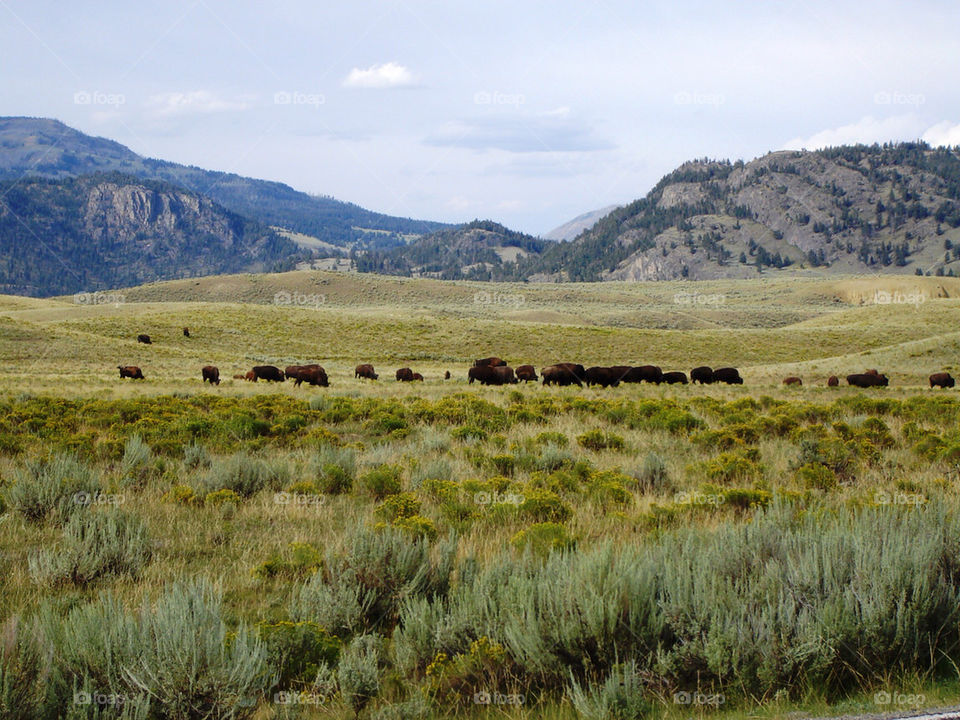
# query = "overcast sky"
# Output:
<box><xmin>3</xmin><ymin>0</ymin><xmax>960</xmax><ymax>234</ymax></box>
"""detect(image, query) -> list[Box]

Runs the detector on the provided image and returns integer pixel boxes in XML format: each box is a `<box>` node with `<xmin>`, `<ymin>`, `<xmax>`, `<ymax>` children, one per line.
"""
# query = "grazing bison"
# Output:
<box><xmin>847</xmin><ymin>373</ymin><xmax>889</xmax><ymax>388</ymax></box>
<box><xmin>930</xmin><ymin>372</ymin><xmax>955</xmax><ymax>389</ymax></box>
<box><xmin>183</xmin><ymin>327</ymin><xmax>190</xmax><ymax>338</ymax></box>
<box><xmin>137</xmin><ymin>334</ymin><xmax>151</xmax><ymax>344</ymax></box>
<box><xmin>284</xmin><ymin>364</ymin><xmax>328</xmax><ymax>387</ymax></box>
<box><xmin>444</xmin><ymin>370</ymin><xmax>451</xmax><ymax>380</ymax></box>
<box><xmin>396</xmin><ymin>367</ymin><xmax>415</xmax><ymax>382</ymax></box>
<box><xmin>827</xmin><ymin>375</ymin><xmax>839</xmax><ymax>387</ymax></box>
<box><xmin>355</xmin><ymin>364</ymin><xmax>378</xmax><ymax>380</ymax></box>
<box><xmin>515</xmin><ymin>365</ymin><xmax>538</xmax><ymax>383</ymax></box>
<box><xmin>412</xmin><ymin>372</ymin><xmax>424</xmax><ymax>382</ymax></box>
<box><xmin>713</xmin><ymin>367</ymin><xmax>744</xmax><ymax>385</ymax></box>
<box><xmin>690</xmin><ymin>366</ymin><xmax>714</xmax><ymax>384</ymax></box>
<box><xmin>201</xmin><ymin>365</ymin><xmax>220</xmax><ymax>385</ymax></box>
<box><xmin>621</xmin><ymin>365</ymin><xmax>663</xmax><ymax>384</ymax></box>
<box><xmin>470</xmin><ymin>365</ymin><xmax>518</xmax><ymax>385</ymax></box>
<box><xmin>252</xmin><ymin>365</ymin><xmax>285</xmax><ymax>382</ymax></box>
<box><xmin>662</xmin><ymin>371</ymin><xmax>688</xmax><ymax>384</ymax></box>
<box><xmin>474</xmin><ymin>357</ymin><xmax>507</xmax><ymax>368</ymax></box>
<box><xmin>244</xmin><ymin>370</ymin><xmax>256</xmax><ymax>382</ymax></box>
<box><xmin>493</xmin><ymin>366</ymin><xmax>517</xmax><ymax>384</ymax></box>
<box><xmin>118</xmin><ymin>365</ymin><xmax>144</xmax><ymax>380</ymax></box>
<box><xmin>541</xmin><ymin>363</ymin><xmax>585</xmax><ymax>387</ymax></box>
<box><xmin>585</xmin><ymin>366</ymin><xmax>622</xmax><ymax>388</ymax></box>
<box><xmin>783</xmin><ymin>377</ymin><xmax>802</xmax><ymax>386</ymax></box>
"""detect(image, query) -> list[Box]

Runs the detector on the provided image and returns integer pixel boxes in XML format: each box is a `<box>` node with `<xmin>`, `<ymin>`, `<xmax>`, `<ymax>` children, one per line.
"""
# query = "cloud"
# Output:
<box><xmin>922</xmin><ymin>121</ymin><xmax>960</xmax><ymax>147</ymax></box>
<box><xmin>425</xmin><ymin>112</ymin><xmax>612</xmax><ymax>154</ymax></box>
<box><xmin>782</xmin><ymin>115</ymin><xmax>926</xmax><ymax>151</ymax></box>
<box><xmin>343</xmin><ymin>62</ymin><xmax>416</xmax><ymax>89</ymax></box>
<box><xmin>144</xmin><ymin>90</ymin><xmax>251</xmax><ymax>116</ymax></box>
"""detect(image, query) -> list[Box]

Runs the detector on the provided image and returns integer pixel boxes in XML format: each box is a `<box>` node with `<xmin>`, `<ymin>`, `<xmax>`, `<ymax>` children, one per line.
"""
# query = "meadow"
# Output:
<box><xmin>1</xmin><ymin>271</ymin><xmax>960</xmax><ymax>719</ymax></box>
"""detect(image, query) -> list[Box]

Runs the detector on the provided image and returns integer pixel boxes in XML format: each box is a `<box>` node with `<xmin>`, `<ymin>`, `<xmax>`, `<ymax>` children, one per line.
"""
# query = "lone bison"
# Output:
<box><xmin>444</xmin><ymin>370</ymin><xmax>451</xmax><ymax>380</ymax></box>
<box><xmin>355</xmin><ymin>364</ymin><xmax>378</xmax><ymax>380</ymax></box>
<box><xmin>118</xmin><ymin>365</ymin><xmax>144</xmax><ymax>380</ymax></box>
<box><xmin>690</xmin><ymin>366</ymin><xmax>714</xmax><ymax>384</ymax></box>
<box><xmin>474</xmin><ymin>357</ymin><xmax>507</xmax><ymax>368</ymax></box>
<box><xmin>584</xmin><ymin>366</ymin><xmax>621</xmax><ymax>388</ymax></box>
<box><xmin>847</xmin><ymin>373</ymin><xmax>889</xmax><ymax>388</ymax></box>
<box><xmin>137</xmin><ymin>334</ymin><xmax>151</xmax><ymax>344</ymax></box>
<box><xmin>201</xmin><ymin>365</ymin><xmax>220</xmax><ymax>385</ymax></box>
<box><xmin>827</xmin><ymin>375</ymin><xmax>839</xmax><ymax>387</ymax></box>
<box><xmin>396</xmin><ymin>367</ymin><xmax>415</xmax><ymax>382</ymax></box>
<box><xmin>930</xmin><ymin>372</ymin><xmax>955</xmax><ymax>389</ymax></box>
<box><xmin>183</xmin><ymin>327</ymin><xmax>190</xmax><ymax>338</ymax></box>
<box><xmin>621</xmin><ymin>365</ymin><xmax>663</xmax><ymax>384</ymax></box>
<box><xmin>662</xmin><ymin>371</ymin><xmax>688</xmax><ymax>384</ymax></box>
<box><xmin>252</xmin><ymin>365</ymin><xmax>285</xmax><ymax>382</ymax></box>
<box><xmin>783</xmin><ymin>377</ymin><xmax>802</xmax><ymax>386</ymax></box>
<box><xmin>515</xmin><ymin>365</ymin><xmax>538</xmax><ymax>383</ymax></box>
<box><xmin>713</xmin><ymin>367</ymin><xmax>744</xmax><ymax>385</ymax></box>
<box><xmin>541</xmin><ymin>363</ymin><xmax>585</xmax><ymax>387</ymax></box>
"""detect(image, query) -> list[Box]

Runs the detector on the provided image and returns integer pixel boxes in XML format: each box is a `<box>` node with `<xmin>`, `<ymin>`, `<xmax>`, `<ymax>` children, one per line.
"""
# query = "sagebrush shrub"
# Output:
<box><xmin>5</xmin><ymin>453</ymin><xmax>101</xmax><ymax>525</ymax></box>
<box><xmin>201</xmin><ymin>452</ymin><xmax>289</xmax><ymax>497</ymax></box>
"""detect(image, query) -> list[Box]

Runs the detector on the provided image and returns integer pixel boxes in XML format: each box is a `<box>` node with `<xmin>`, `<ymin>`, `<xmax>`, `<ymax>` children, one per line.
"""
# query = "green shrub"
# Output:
<box><xmin>577</xmin><ymin>430</ymin><xmax>626</xmax><ymax>452</ymax></box>
<box><xmin>0</xmin><ymin>617</ymin><xmax>45</xmax><ymax>719</ymax></box>
<box><xmin>517</xmin><ymin>488</ymin><xmax>572</xmax><ymax>523</ymax></box>
<box><xmin>183</xmin><ymin>442</ymin><xmax>211</xmax><ymax>469</ymax></box>
<box><xmin>568</xmin><ymin>660</ymin><xmax>651</xmax><ymax>720</ymax></box>
<box><xmin>391</xmin><ymin>515</ymin><xmax>439</xmax><ymax>541</ymax></box>
<box><xmin>795</xmin><ymin>462</ymin><xmax>838</xmax><ymax>491</ymax></box>
<box><xmin>451</xmin><ymin>425</ymin><xmax>487</xmax><ymax>442</ymax></box>
<box><xmin>162</xmin><ymin>484</ymin><xmax>199</xmax><ymax>506</ymax></box>
<box><xmin>533</xmin><ymin>431</ymin><xmax>569</xmax><ymax>447</ymax></box>
<box><xmin>338</xmin><ymin>635</ymin><xmax>382</xmax><ymax>717</ymax></box>
<box><xmin>587</xmin><ymin>471</ymin><xmax>632</xmax><ymax>507</ymax></box>
<box><xmin>361</xmin><ymin>465</ymin><xmax>403</xmax><ymax>499</ymax></box>
<box><xmin>204</xmin><ymin>488</ymin><xmax>242</xmax><ymax>507</ymax></box>
<box><xmin>202</xmin><ymin>453</ymin><xmax>289</xmax><ymax>497</ymax></box>
<box><xmin>120</xmin><ymin>434</ymin><xmax>153</xmax><ymax>483</ymax></box>
<box><xmin>692</xmin><ymin>448</ymin><xmax>764</xmax><ymax>483</ymax></box>
<box><xmin>511</xmin><ymin>522</ymin><xmax>574</xmax><ymax>556</ymax></box>
<box><xmin>374</xmin><ymin>492</ymin><xmax>421</xmax><ymax>522</ymax></box>
<box><xmin>257</xmin><ymin>620</ymin><xmax>339</xmax><ymax>688</ymax></box>
<box><xmin>5</xmin><ymin>453</ymin><xmax>101</xmax><ymax>525</ymax></box>
<box><xmin>632</xmin><ymin>452</ymin><xmax>672</xmax><ymax>494</ymax></box>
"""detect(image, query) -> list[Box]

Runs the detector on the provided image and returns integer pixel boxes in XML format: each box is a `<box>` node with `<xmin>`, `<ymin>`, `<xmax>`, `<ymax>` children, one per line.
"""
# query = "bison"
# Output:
<box><xmin>827</xmin><ymin>375</ymin><xmax>839</xmax><ymax>387</ymax></box>
<box><xmin>252</xmin><ymin>365</ymin><xmax>285</xmax><ymax>382</ymax></box>
<box><xmin>515</xmin><ymin>364</ymin><xmax>538</xmax><ymax>383</ymax></box>
<box><xmin>662</xmin><ymin>371</ymin><xmax>688</xmax><ymax>384</ymax></box>
<box><xmin>355</xmin><ymin>364</ymin><xmax>378</xmax><ymax>380</ymax></box>
<box><xmin>118</xmin><ymin>365</ymin><xmax>144</xmax><ymax>380</ymax></box>
<box><xmin>284</xmin><ymin>364</ymin><xmax>328</xmax><ymax>387</ymax></box>
<box><xmin>713</xmin><ymin>367</ymin><xmax>744</xmax><ymax>385</ymax></box>
<box><xmin>412</xmin><ymin>372</ymin><xmax>424</xmax><ymax>382</ymax></box>
<box><xmin>244</xmin><ymin>370</ymin><xmax>256</xmax><ymax>382</ymax></box>
<box><xmin>468</xmin><ymin>365</ymin><xmax>515</xmax><ymax>385</ymax></box>
<box><xmin>541</xmin><ymin>363</ymin><xmax>585</xmax><ymax>387</ymax></box>
<box><xmin>930</xmin><ymin>372</ymin><xmax>955</xmax><ymax>389</ymax></box>
<box><xmin>585</xmin><ymin>366</ymin><xmax>622</xmax><ymax>388</ymax></box>
<box><xmin>474</xmin><ymin>357</ymin><xmax>507</xmax><ymax>368</ymax></box>
<box><xmin>783</xmin><ymin>377</ymin><xmax>802</xmax><ymax>386</ymax></box>
<box><xmin>183</xmin><ymin>327</ymin><xmax>190</xmax><ymax>338</ymax></box>
<box><xmin>137</xmin><ymin>334</ymin><xmax>151</xmax><ymax>344</ymax></box>
<box><xmin>201</xmin><ymin>365</ymin><xmax>220</xmax><ymax>385</ymax></box>
<box><xmin>444</xmin><ymin>370</ymin><xmax>451</xmax><ymax>380</ymax></box>
<box><xmin>396</xmin><ymin>368</ymin><xmax>415</xmax><ymax>382</ymax></box>
<box><xmin>690</xmin><ymin>366</ymin><xmax>714</xmax><ymax>384</ymax></box>
<box><xmin>621</xmin><ymin>365</ymin><xmax>663</xmax><ymax>384</ymax></box>
<box><xmin>847</xmin><ymin>373</ymin><xmax>889</xmax><ymax>388</ymax></box>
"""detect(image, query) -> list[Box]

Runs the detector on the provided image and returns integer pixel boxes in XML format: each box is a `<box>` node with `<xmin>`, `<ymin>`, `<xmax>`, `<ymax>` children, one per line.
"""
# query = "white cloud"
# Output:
<box><xmin>144</xmin><ymin>90</ymin><xmax>251</xmax><ymax>117</ymax></box>
<box><xmin>782</xmin><ymin>115</ymin><xmax>925</xmax><ymax>151</ymax></box>
<box><xmin>343</xmin><ymin>62</ymin><xmax>416</xmax><ymax>89</ymax></box>
<box><xmin>922</xmin><ymin>121</ymin><xmax>960</xmax><ymax>147</ymax></box>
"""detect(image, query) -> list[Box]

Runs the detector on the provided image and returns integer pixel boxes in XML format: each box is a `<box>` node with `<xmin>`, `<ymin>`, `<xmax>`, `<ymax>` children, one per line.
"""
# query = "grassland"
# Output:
<box><xmin>2</xmin><ymin>271</ymin><xmax>960</xmax><ymax>719</ymax></box>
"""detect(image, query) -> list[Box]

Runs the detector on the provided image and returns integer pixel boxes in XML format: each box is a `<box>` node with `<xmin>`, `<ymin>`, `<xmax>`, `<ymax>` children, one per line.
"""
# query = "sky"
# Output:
<box><xmin>2</xmin><ymin>0</ymin><xmax>960</xmax><ymax>235</ymax></box>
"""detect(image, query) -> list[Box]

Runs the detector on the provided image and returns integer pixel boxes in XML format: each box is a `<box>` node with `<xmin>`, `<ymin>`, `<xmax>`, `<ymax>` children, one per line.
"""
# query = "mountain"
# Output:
<box><xmin>0</xmin><ymin>173</ymin><xmax>299</xmax><ymax>296</ymax></box>
<box><xmin>543</xmin><ymin>205</ymin><xmax>620</xmax><ymax>241</ymax></box>
<box><xmin>525</xmin><ymin>143</ymin><xmax>960</xmax><ymax>281</ymax></box>
<box><xmin>0</xmin><ymin>117</ymin><xmax>448</xmax><ymax>249</ymax></box>
<box><xmin>354</xmin><ymin>220</ymin><xmax>552</xmax><ymax>280</ymax></box>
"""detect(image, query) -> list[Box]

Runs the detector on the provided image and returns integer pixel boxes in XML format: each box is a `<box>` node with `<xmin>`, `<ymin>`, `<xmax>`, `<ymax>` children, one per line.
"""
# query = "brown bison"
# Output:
<box><xmin>930</xmin><ymin>372</ymin><xmax>955</xmax><ymax>389</ymax></box>
<box><xmin>183</xmin><ymin>327</ymin><xmax>190</xmax><ymax>338</ymax></box>
<box><xmin>412</xmin><ymin>372</ymin><xmax>424</xmax><ymax>382</ymax></box>
<box><xmin>285</xmin><ymin>364</ymin><xmax>328</xmax><ymax>387</ymax></box>
<box><xmin>474</xmin><ymin>357</ymin><xmax>507</xmax><ymax>368</ymax></box>
<box><xmin>865</xmin><ymin>369</ymin><xmax>880</xmax><ymax>376</ymax></box>
<box><xmin>201</xmin><ymin>365</ymin><xmax>220</xmax><ymax>385</ymax></box>
<box><xmin>690</xmin><ymin>366</ymin><xmax>714</xmax><ymax>384</ymax></box>
<box><xmin>137</xmin><ymin>334</ymin><xmax>151</xmax><ymax>344</ymax></box>
<box><xmin>252</xmin><ymin>365</ymin><xmax>285</xmax><ymax>382</ymax></box>
<box><xmin>541</xmin><ymin>363</ymin><xmax>585</xmax><ymax>387</ymax></box>
<box><xmin>827</xmin><ymin>376</ymin><xmax>839</xmax><ymax>387</ymax></box>
<box><xmin>847</xmin><ymin>373</ymin><xmax>889</xmax><ymax>388</ymax></box>
<box><xmin>783</xmin><ymin>377</ymin><xmax>802</xmax><ymax>386</ymax></box>
<box><xmin>515</xmin><ymin>365</ymin><xmax>538</xmax><ymax>383</ymax></box>
<box><xmin>118</xmin><ymin>365</ymin><xmax>144</xmax><ymax>380</ymax></box>
<box><xmin>621</xmin><ymin>365</ymin><xmax>663</xmax><ymax>384</ymax></box>
<box><xmin>713</xmin><ymin>367</ymin><xmax>744</xmax><ymax>385</ymax></box>
<box><xmin>355</xmin><ymin>364</ymin><xmax>378</xmax><ymax>380</ymax></box>
<box><xmin>444</xmin><ymin>370</ymin><xmax>451</xmax><ymax>380</ymax></box>
<box><xmin>584</xmin><ymin>366</ymin><xmax>622</xmax><ymax>388</ymax></box>
<box><xmin>244</xmin><ymin>370</ymin><xmax>256</xmax><ymax>382</ymax></box>
<box><xmin>469</xmin><ymin>365</ymin><xmax>517</xmax><ymax>385</ymax></box>
<box><xmin>396</xmin><ymin>367</ymin><xmax>415</xmax><ymax>382</ymax></box>
<box><xmin>662</xmin><ymin>371</ymin><xmax>688</xmax><ymax>384</ymax></box>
